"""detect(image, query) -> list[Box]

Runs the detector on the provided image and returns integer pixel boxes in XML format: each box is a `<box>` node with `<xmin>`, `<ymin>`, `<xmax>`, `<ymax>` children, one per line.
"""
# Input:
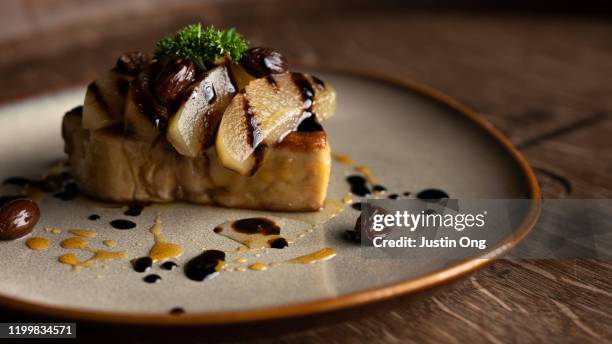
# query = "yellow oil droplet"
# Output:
<box><xmin>289</xmin><ymin>248</ymin><xmax>337</xmax><ymax>264</ymax></box>
<box><xmin>25</xmin><ymin>237</ymin><xmax>50</xmax><ymax>251</ymax></box>
<box><xmin>354</xmin><ymin>165</ymin><xmax>376</xmax><ymax>184</ymax></box>
<box><xmin>249</xmin><ymin>262</ymin><xmax>267</xmax><ymax>271</ymax></box>
<box><xmin>147</xmin><ymin>216</ymin><xmax>183</xmax><ymax>262</ymax></box>
<box><xmin>332</xmin><ymin>153</ymin><xmax>354</xmax><ymax>165</ymax></box>
<box><xmin>60</xmin><ymin>237</ymin><xmax>88</xmax><ymax>250</ymax></box>
<box><xmin>44</xmin><ymin>227</ymin><xmax>62</xmax><ymax>234</ymax></box>
<box><xmin>234</xmin><ymin>257</ymin><xmax>247</xmax><ymax>263</ymax></box>
<box><xmin>59</xmin><ymin>253</ymin><xmax>80</xmax><ymax>270</ymax></box>
<box><xmin>68</xmin><ymin>229</ymin><xmax>97</xmax><ymax>238</ymax></box>
<box><xmin>255</xmin><ymin>253</ymin><xmax>261</xmax><ymax>258</ymax></box>
<box><xmin>236</xmin><ymin>266</ymin><xmax>247</xmax><ymax>272</ymax></box>
<box><xmin>236</xmin><ymin>246</ymin><xmax>248</xmax><ymax>253</ymax></box>
<box><xmin>342</xmin><ymin>194</ymin><xmax>353</xmax><ymax>204</ymax></box>
<box><xmin>103</xmin><ymin>240</ymin><xmax>117</xmax><ymax>248</ymax></box>
<box><xmin>215</xmin><ymin>260</ymin><xmax>225</xmax><ymax>272</ymax></box>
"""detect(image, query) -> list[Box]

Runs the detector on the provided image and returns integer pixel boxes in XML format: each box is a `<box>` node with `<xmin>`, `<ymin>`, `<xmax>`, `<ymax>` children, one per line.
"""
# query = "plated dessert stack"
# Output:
<box><xmin>62</xmin><ymin>24</ymin><xmax>336</xmax><ymax>211</ymax></box>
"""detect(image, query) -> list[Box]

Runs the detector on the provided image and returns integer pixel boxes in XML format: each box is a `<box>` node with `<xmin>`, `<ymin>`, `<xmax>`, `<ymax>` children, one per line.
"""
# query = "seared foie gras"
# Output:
<box><xmin>63</xmin><ymin>107</ymin><xmax>331</xmax><ymax>210</ymax></box>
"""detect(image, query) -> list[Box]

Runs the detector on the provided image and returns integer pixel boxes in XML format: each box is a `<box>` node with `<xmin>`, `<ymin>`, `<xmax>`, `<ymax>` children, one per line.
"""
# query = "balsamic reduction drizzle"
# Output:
<box><xmin>292</xmin><ymin>72</ymin><xmax>323</xmax><ymax>132</ymax></box>
<box><xmin>133</xmin><ymin>257</ymin><xmax>153</xmax><ymax>273</ymax></box>
<box><xmin>373</xmin><ymin>185</ymin><xmax>387</xmax><ymax>193</ymax></box>
<box><xmin>143</xmin><ymin>274</ymin><xmax>161</xmax><ymax>284</ymax></box>
<box><xmin>346</xmin><ymin>175</ymin><xmax>371</xmax><ymax>197</ymax></box>
<box><xmin>169</xmin><ymin>307</ymin><xmax>185</xmax><ymax>315</ymax></box>
<box><xmin>268</xmin><ymin>237</ymin><xmax>289</xmax><ymax>249</ymax></box>
<box><xmin>124</xmin><ymin>204</ymin><xmax>144</xmax><ymax>216</ymax></box>
<box><xmin>110</xmin><ymin>219</ymin><xmax>136</xmax><ymax>230</ymax></box>
<box><xmin>88</xmin><ymin>214</ymin><xmax>100</xmax><ymax>221</ymax></box>
<box><xmin>53</xmin><ymin>182</ymin><xmax>79</xmax><ymax>201</ymax></box>
<box><xmin>416</xmin><ymin>189</ymin><xmax>449</xmax><ymax>201</ymax></box>
<box><xmin>231</xmin><ymin>218</ymin><xmax>280</xmax><ymax>235</ymax></box>
<box><xmin>160</xmin><ymin>261</ymin><xmax>179</xmax><ymax>271</ymax></box>
<box><xmin>184</xmin><ymin>250</ymin><xmax>225</xmax><ymax>282</ymax></box>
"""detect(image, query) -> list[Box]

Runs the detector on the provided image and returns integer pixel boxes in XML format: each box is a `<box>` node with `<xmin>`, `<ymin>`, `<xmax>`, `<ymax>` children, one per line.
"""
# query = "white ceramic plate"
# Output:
<box><xmin>0</xmin><ymin>70</ymin><xmax>539</xmax><ymax>324</ymax></box>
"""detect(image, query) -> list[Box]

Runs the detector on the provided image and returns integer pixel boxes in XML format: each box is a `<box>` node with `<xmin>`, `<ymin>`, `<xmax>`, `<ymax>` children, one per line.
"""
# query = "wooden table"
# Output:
<box><xmin>0</xmin><ymin>1</ymin><xmax>610</xmax><ymax>342</ymax></box>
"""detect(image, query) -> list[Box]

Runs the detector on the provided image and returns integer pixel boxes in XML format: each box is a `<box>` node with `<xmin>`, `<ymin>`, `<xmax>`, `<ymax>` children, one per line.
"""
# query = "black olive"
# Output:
<box><xmin>153</xmin><ymin>58</ymin><xmax>196</xmax><ymax>105</ymax></box>
<box><xmin>116</xmin><ymin>52</ymin><xmax>152</xmax><ymax>76</ymax></box>
<box><xmin>0</xmin><ymin>199</ymin><xmax>40</xmax><ymax>241</ymax></box>
<box><xmin>240</xmin><ymin>47</ymin><xmax>288</xmax><ymax>77</ymax></box>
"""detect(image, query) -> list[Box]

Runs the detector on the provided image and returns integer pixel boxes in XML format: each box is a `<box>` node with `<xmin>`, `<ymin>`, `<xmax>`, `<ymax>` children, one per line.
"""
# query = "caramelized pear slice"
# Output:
<box><xmin>215</xmin><ymin>72</ymin><xmax>336</xmax><ymax>175</ymax></box>
<box><xmin>166</xmin><ymin>66</ymin><xmax>236</xmax><ymax>157</ymax></box>
<box><xmin>82</xmin><ymin>70</ymin><xmax>131</xmax><ymax>130</ymax></box>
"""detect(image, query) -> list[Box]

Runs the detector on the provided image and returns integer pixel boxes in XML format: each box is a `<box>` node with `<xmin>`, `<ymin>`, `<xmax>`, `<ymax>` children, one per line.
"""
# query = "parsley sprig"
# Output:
<box><xmin>155</xmin><ymin>23</ymin><xmax>249</xmax><ymax>71</ymax></box>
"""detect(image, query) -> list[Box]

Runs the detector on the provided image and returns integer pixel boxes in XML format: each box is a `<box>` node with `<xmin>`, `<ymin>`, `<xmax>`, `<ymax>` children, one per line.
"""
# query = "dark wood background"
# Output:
<box><xmin>0</xmin><ymin>0</ymin><xmax>611</xmax><ymax>342</ymax></box>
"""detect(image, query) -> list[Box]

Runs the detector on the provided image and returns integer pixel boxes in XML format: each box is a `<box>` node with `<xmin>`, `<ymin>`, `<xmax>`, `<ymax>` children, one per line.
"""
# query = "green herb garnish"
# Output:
<box><xmin>155</xmin><ymin>23</ymin><xmax>249</xmax><ymax>71</ymax></box>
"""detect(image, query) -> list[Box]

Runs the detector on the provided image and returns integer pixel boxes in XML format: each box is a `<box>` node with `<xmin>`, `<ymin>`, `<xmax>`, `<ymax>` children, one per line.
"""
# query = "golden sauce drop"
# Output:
<box><xmin>58</xmin><ymin>253</ymin><xmax>80</xmax><ymax>269</ymax></box>
<box><xmin>289</xmin><ymin>248</ymin><xmax>337</xmax><ymax>264</ymax></box>
<box><xmin>58</xmin><ymin>235</ymin><xmax>126</xmax><ymax>271</ymax></box>
<box><xmin>236</xmin><ymin>266</ymin><xmax>247</xmax><ymax>272</ymax></box>
<box><xmin>68</xmin><ymin>229</ymin><xmax>97</xmax><ymax>238</ymax></box>
<box><xmin>60</xmin><ymin>237</ymin><xmax>88</xmax><ymax>250</ymax></box>
<box><xmin>44</xmin><ymin>227</ymin><xmax>62</xmax><ymax>234</ymax></box>
<box><xmin>342</xmin><ymin>194</ymin><xmax>353</xmax><ymax>204</ymax></box>
<box><xmin>248</xmin><ymin>262</ymin><xmax>268</xmax><ymax>271</ymax></box>
<box><xmin>25</xmin><ymin>237</ymin><xmax>50</xmax><ymax>251</ymax></box>
<box><xmin>147</xmin><ymin>216</ymin><xmax>183</xmax><ymax>262</ymax></box>
<box><xmin>103</xmin><ymin>240</ymin><xmax>117</xmax><ymax>248</ymax></box>
<box><xmin>234</xmin><ymin>257</ymin><xmax>247</xmax><ymax>263</ymax></box>
<box><xmin>332</xmin><ymin>153</ymin><xmax>354</xmax><ymax>165</ymax></box>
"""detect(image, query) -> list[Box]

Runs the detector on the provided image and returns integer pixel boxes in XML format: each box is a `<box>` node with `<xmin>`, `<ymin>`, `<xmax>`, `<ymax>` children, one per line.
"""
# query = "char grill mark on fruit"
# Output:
<box><xmin>88</xmin><ymin>83</ymin><xmax>110</xmax><ymax>113</ymax></box>
<box><xmin>312</xmin><ymin>76</ymin><xmax>326</xmax><ymax>90</ymax></box>
<box><xmin>292</xmin><ymin>72</ymin><xmax>323</xmax><ymax>132</ymax></box>
<box><xmin>243</xmin><ymin>93</ymin><xmax>263</xmax><ymax>148</ymax></box>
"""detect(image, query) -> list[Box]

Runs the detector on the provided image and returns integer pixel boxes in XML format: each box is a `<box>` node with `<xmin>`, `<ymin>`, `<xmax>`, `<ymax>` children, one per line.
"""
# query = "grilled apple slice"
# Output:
<box><xmin>166</xmin><ymin>66</ymin><xmax>236</xmax><ymax>157</ymax></box>
<box><xmin>82</xmin><ymin>70</ymin><xmax>131</xmax><ymax>130</ymax></box>
<box><xmin>216</xmin><ymin>72</ymin><xmax>336</xmax><ymax>175</ymax></box>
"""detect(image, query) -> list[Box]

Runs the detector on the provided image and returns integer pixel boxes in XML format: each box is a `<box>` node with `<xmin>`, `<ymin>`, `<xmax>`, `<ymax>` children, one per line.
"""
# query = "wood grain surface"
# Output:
<box><xmin>0</xmin><ymin>1</ymin><xmax>610</xmax><ymax>342</ymax></box>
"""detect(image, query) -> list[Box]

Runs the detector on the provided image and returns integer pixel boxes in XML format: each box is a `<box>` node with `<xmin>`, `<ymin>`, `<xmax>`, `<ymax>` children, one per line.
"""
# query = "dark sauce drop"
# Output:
<box><xmin>388</xmin><ymin>194</ymin><xmax>399</xmax><ymax>199</ymax></box>
<box><xmin>110</xmin><ymin>219</ymin><xmax>136</xmax><ymax>230</ymax></box>
<box><xmin>373</xmin><ymin>185</ymin><xmax>387</xmax><ymax>193</ymax></box>
<box><xmin>53</xmin><ymin>182</ymin><xmax>79</xmax><ymax>201</ymax></box>
<box><xmin>88</xmin><ymin>214</ymin><xmax>100</xmax><ymax>221</ymax></box>
<box><xmin>0</xmin><ymin>195</ymin><xmax>21</xmax><ymax>207</ymax></box>
<box><xmin>160</xmin><ymin>261</ymin><xmax>179</xmax><ymax>271</ymax></box>
<box><xmin>351</xmin><ymin>202</ymin><xmax>363</xmax><ymax>211</ymax></box>
<box><xmin>124</xmin><ymin>204</ymin><xmax>144</xmax><ymax>216</ymax></box>
<box><xmin>346</xmin><ymin>175</ymin><xmax>371</xmax><ymax>197</ymax></box>
<box><xmin>312</xmin><ymin>76</ymin><xmax>326</xmax><ymax>90</ymax></box>
<box><xmin>169</xmin><ymin>307</ymin><xmax>185</xmax><ymax>316</ymax></box>
<box><xmin>132</xmin><ymin>257</ymin><xmax>153</xmax><ymax>273</ymax></box>
<box><xmin>3</xmin><ymin>177</ymin><xmax>33</xmax><ymax>187</ymax></box>
<box><xmin>143</xmin><ymin>274</ymin><xmax>161</xmax><ymax>284</ymax></box>
<box><xmin>184</xmin><ymin>250</ymin><xmax>225</xmax><ymax>282</ymax></box>
<box><xmin>231</xmin><ymin>218</ymin><xmax>280</xmax><ymax>235</ymax></box>
<box><xmin>403</xmin><ymin>191</ymin><xmax>411</xmax><ymax>197</ymax></box>
<box><xmin>296</xmin><ymin>113</ymin><xmax>323</xmax><ymax>132</ymax></box>
<box><xmin>268</xmin><ymin>237</ymin><xmax>288</xmax><ymax>249</ymax></box>
<box><xmin>416</xmin><ymin>189</ymin><xmax>449</xmax><ymax>201</ymax></box>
